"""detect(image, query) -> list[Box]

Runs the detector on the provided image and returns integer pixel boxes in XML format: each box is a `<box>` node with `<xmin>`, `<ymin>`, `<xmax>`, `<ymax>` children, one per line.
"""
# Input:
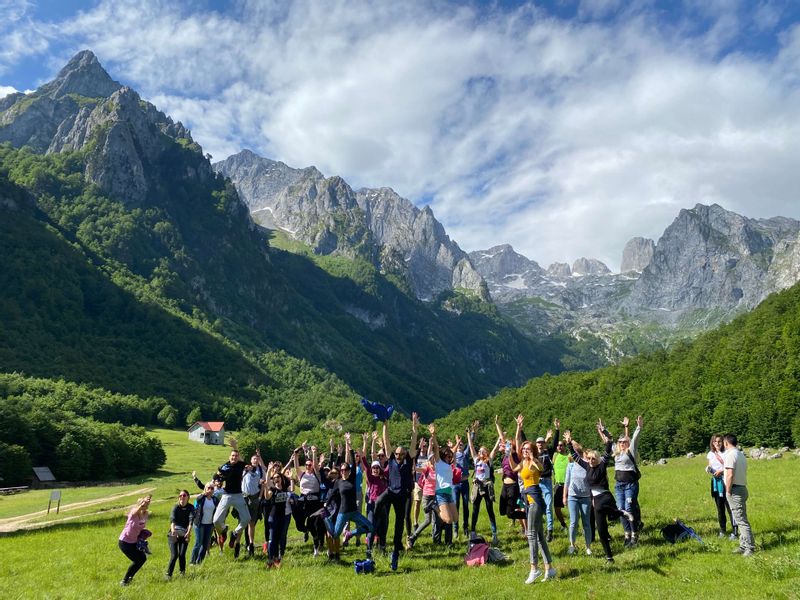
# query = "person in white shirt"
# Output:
<box><xmin>723</xmin><ymin>433</ymin><xmax>755</xmax><ymax>556</ymax></box>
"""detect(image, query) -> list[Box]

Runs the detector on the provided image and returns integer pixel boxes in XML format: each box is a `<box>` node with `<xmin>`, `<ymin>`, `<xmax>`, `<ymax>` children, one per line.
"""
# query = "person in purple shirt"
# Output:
<box><xmin>118</xmin><ymin>494</ymin><xmax>151</xmax><ymax>586</ymax></box>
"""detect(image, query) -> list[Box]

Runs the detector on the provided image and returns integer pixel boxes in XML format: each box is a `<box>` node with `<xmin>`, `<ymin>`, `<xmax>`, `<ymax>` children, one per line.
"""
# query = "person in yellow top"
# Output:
<box><xmin>508</xmin><ymin>414</ymin><xmax>556</xmax><ymax>584</ymax></box>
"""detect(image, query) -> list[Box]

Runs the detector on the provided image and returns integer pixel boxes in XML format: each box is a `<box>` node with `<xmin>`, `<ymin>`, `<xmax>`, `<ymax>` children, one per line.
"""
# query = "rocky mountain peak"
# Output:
<box><xmin>547</xmin><ymin>262</ymin><xmax>571</xmax><ymax>277</ymax></box>
<box><xmin>572</xmin><ymin>257</ymin><xmax>611</xmax><ymax>276</ymax></box>
<box><xmin>620</xmin><ymin>237</ymin><xmax>655</xmax><ymax>273</ymax></box>
<box><xmin>39</xmin><ymin>50</ymin><xmax>122</xmax><ymax>99</ymax></box>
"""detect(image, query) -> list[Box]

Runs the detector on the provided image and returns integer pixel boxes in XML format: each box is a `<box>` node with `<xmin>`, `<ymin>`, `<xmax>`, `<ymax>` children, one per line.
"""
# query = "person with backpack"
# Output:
<box><xmin>466</xmin><ymin>424</ymin><xmax>500</xmax><ymax>545</ymax></box>
<box><xmin>190</xmin><ymin>481</ymin><xmax>219</xmax><ymax>565</ymax></box>
<box><xmin>614</xmin><ymin>415</ymin><xmax>643</xmax><ymax>546</ymax></box>
<box><xmin>706</xmin><ymin>434</ymin><xmax>737</xmax><ymax>539</ymax></box>
<box><xmin>508</xmin><ymin>415</ymin><xmax>556</xmax><ymax>584</ymax></box>
<box><xmin>566</xmin><ymin>422</ymin><xmax>635</xmax><ymax>563</ymax></box>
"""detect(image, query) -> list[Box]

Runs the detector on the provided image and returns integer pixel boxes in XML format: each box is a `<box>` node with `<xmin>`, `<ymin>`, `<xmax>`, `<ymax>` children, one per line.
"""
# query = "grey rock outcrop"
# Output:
<box><xmin>621</xmin><ymin>237</ymin><xmax>655</xmax><ymax>273</ymax></box>
<box><xmin>215</xmin><ymin>150</ymin><xmax>487</xmax><ymax>301</ymax></box>
<box><xmin>547</xmin><ymin>263</ymin><xmax>571</xmax><ymax>277</ymax></box>
<box><xmin>0</xmin><ymin>50</ymin><xmax>204</xmax><ymax>204</ymax></box>
<box><xmin>572</xmin><ymin>257</ymin><xmax>611</xmax><ymax>276</ymax></box>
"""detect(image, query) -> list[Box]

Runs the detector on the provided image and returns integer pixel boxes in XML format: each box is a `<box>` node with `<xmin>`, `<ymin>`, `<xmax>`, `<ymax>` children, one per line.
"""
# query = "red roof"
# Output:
<box><xmin>190</xmin><ymin>421</ymin><xmax>225</xmax><ymax>432</ymax></box>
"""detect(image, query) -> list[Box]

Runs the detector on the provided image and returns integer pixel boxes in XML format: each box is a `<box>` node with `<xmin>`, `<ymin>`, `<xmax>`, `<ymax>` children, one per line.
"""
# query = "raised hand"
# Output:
<box><xmin>636</xmin><ymin>415</ymin><xmax>644</xmax><ymax>428</ymax></box>
<box><xmin>554</xmin><ymin>418</ymin><xmax>560</xmax><ymax>429</ymax></box>
<box><xmin>345</xmin><ymin>432</ymin><xmax>351</xmax><ymax>442</ymax></box>
<box><xmin>621</xmin><ymin>416</ymin><xmax>630</xmax><ymax>428</ymax></box>
<box><xmin>412</xmin><ymin>412</ymin><xmax>419</xmax><ymax>428</ymax></box>
<box><xmin>516</xmin><ymin>414</ymin><xmax>524</xmax><ymax>427</ymax></box>
<box><xmin>564</xmin><ymin>430</ymin><xmax>572</xmax><ymax>443</ymax></box>
<box><xmin>428</xmin><ymin>423</ymin><xmax>436</xmax><ymax>435</ymax></box>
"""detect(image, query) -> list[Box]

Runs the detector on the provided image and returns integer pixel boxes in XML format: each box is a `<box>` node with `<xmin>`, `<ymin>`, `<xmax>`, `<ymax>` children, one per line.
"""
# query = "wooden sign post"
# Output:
<box><xmin>47</xmin><ymin>490</ymin><xmax>62</xmax><ymax>515</ymax></box>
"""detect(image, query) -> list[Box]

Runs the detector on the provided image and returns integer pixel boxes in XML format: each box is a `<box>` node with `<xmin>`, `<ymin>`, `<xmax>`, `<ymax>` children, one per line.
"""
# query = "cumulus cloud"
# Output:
<box><xmin>4</xmin><ymin>0</ymin><xmax>800</xmax><ymax>270</ymax></box>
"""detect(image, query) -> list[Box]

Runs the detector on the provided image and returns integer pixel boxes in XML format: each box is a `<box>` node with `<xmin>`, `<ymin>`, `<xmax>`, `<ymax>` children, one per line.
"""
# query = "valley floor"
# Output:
<box><xmin>0</xmin><ymin>429</ymin><xmax>798</xmax><ymax>599</ymax></box>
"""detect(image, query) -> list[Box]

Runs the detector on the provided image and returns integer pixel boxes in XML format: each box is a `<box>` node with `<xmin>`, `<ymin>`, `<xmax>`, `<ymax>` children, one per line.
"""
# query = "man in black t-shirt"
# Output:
<box><xmin>212</xmin><ymin>437</ymin><xmax>251</xmax><ymax>556</ymax></box>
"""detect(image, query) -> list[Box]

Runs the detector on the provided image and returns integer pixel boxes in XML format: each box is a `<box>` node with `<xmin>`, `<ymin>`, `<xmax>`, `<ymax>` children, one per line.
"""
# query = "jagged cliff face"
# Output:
<box><xmin>0</xmin><ymin>50</ymin><xmax>207</xmax><ymax>205</ymax></box>
<box><xmin>473</xmin><ymin>204</ymin><xmax>800</xmax><ymax>359</ymax></box>
<box><xmin>624</xmin><ymin>204</ymin><xmax>800</xmax><ymax>316</ymax></box>
<box><xmin>215</xmin><ymin>151</ymin><xmax>488</xmax><ymax>301</ymax></box>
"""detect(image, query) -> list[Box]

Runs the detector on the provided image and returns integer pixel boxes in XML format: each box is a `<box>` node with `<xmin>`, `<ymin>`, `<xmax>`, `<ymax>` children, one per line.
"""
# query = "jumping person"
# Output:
<box><xmin>553</xmin><ymin>436</ymin><xmax>570</xmax><ymax>532</ymax></box>
<box><xmin>190</xmin><ymin>481</ymin><xmax>218</xmax><ymax>565</ymax></box>
<box><xmin>325</xmin><ymin>433</ymin><xmax>373</xmax><ymax>558</ymax></box>
<box><xmin>377</xmin><ymin>412</ymin><xmax>419</xmax><ymax>571</ymax></box>
<box><xmin>242</xmin><ymin>450</ymin><xmax>266</xmax><ymax>557</ymax></box>
<box><xmin>362</xmin><ymin>452</ymin><xmax>389</xmax><ymax>554</ymax></box>
<box><xmin>410</xmin><ymin>436</ymin><xmax>427</xmax><ymax>531</ymax></box>
<box><xmin>118</xmin><ymin>495</ymin><xmax>152</xmax><ymax>586</ymax></box>
<box><xmin>723</xmin><ymin>433</ymin><xmax>756</xmax><ymax>556</ymax></box>
<box><xmin>427</xmin><ymin>423</ymin><xmax>458</xmax><ymax>526</ymax></box>
<box><xmin>292</xmin><ymin>444</ymin><xmax>324</xmax><ymax>555</ymax></box>
<box><xmin>508</xmin><ymin>415</ymin><xmax>556</xmax><ymax>584</ymax></box>
<box><xmin>466</xmin><ymin>425</ymin><xmax>500</xmax><ymax>544</ymax></box>
<box><xmin>453</xmin><ymin>428</ymin><xmax>471</xmax><ymax>538</ymax></box>
<box><xmin>262</xmin><ymin>463</ymin><xmax>292</xmax><ymax>568</ymax></box>
<box><xmin>614</xmin><ymin>415</ymin><xmax>643</xmax><ymax>546</ymax></box>
<box><xmin>706</xmin><ymin>434</ymin><xmax>737</xmax><ymax>539</ymax></box>
<box><xmin>166</xmin><ymin>490</ymin><xmax>195</xmax><ymax>579</ymax></box>
<box><xmin>496</xmin><ymin>417</ymin><xmax>526</xmax><ymax>535</ymax></box>
<box><xmin>212</xmin><ymin>438</ymin><xmax>252</xmax><ymax>558</ymax></box>
<box><xmin>566</xmin><ymin>423</ymin><xmax>634</xmax><ymax>563</ymax></box>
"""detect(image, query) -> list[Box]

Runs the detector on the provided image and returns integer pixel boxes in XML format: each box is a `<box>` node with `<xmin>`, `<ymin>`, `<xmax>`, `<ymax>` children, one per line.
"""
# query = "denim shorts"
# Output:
<box><xmin>435</xmin><ymin>488</ymin><xmax>454</xmax><ymax>505</ymax></box>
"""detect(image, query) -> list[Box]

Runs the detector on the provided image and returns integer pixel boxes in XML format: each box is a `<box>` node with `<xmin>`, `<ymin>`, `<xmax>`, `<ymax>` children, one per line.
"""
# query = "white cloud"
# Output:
<box><xmin>0</xmin><ymin>84</ymin><xmax>19</xmax><ymax>98</ymax></box>
<box><xmin>5</xmin><ymin>0</ymin><xmax>800</xmax><ymax>271</ymax></box>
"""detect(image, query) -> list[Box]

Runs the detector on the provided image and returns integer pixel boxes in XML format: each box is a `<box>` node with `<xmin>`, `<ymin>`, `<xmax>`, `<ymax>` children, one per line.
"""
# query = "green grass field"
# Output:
<box><xmin>1</xmin><ymin>429</ymin><xmax>798</xmax><ymax>599</ymax></box>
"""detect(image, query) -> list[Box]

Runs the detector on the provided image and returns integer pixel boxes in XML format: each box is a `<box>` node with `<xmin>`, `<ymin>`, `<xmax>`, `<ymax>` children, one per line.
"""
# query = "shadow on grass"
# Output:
<box><xmin>0</xmin><ymin>513</ymin><xmax>121</xmax><ymax>538</ymax></box>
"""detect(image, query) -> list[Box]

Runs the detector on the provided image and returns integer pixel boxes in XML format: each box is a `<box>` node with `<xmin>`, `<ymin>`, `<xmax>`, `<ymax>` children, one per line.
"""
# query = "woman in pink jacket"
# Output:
<box><xmin>118</xmin><ymin>494</ymin><xmax>152</xmax><ymax>586</ymax></box>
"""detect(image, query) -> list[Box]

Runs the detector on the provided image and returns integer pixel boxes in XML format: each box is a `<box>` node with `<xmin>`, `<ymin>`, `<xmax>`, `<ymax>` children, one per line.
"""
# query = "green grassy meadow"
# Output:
<box><xmin>1</xmin><ymin>429</ymin><xmax>798</xmax><ymax>599</ymax></box>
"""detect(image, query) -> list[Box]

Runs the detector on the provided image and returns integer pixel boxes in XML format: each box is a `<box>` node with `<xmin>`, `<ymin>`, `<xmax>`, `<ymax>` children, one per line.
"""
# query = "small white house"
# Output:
<box><xmin>188</xmin><ymin>421</ymin><xmax>225</xmax><ymax>445</ymax></box>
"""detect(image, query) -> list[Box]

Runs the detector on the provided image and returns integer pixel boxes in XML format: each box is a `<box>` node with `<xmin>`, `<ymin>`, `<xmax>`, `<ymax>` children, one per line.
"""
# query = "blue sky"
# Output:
<box><xmin>2</xmin><ymin>0</ymin><xmax>800</xmax><ymax>270</ymax></box>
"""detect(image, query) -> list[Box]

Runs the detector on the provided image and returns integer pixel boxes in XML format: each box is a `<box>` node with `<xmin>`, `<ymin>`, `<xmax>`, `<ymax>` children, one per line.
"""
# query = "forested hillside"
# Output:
<box><xmin>438</xmin><ymin>280</ymin><xmax>800</xmax><ymax>458</ymax></box>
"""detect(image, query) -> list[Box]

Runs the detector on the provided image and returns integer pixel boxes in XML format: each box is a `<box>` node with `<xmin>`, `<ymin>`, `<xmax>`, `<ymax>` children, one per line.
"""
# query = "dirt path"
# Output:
<box><xmin>0</xmin><ymin>486</ymin><xmax>156</xmax><ymax>533</ymax></box>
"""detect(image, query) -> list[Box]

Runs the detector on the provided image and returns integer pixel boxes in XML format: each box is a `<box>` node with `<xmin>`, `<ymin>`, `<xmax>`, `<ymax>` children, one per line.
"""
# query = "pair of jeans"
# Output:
<box><xmin>213</xmin><ymin>492</ymin><xmax>251</xmax><ymax>537</ymax></box>
<box><xmin>727</xmin><ymin>485</ymin><xmax>755</xmax><ymax>551</ymax></box>
<box><xmin>118</xmin><ymin>540</ymin><xmax>146</xmax><ymax>582</ymax></box>
<box><xmin>326</xmin><ymin>510</ymin><xmax>373</xmax><ymax>539</ymax></box>
<box><xmin>190</xmin><ymin>523</ymin><xmax>214</xmax><ymax>563</ymax></box>
<box><xmin>267</xmin><ymin>512</ymin><xmax>288</xmax><ymax>561</ymax></box>
<box><xmin>614</xmin><ymin>480</ymin><xmax>640</xmax><ymax>534</ymax></box>
<box><xmin>567</xmin><ymin>495</ymin><xmax>592</xmax><ymax>546</ymax></box>
<box><xmin>167</xmin><ymin>534</ymin><xmax>188</xmax><ymax>576</ymax></box>
<box><xmin>453</xmin><ymin>480</ymin><xmax>470</xmax><ymax>532</ymax></box>
<box><xmin>366</xmin><ymin>499</ymin><xmax>389</xmax><ymax>548</ymax></box>
<box><xmin>538</xmin><ymin>478</ymin><xmax>554</xmax><ymax>531</ymax></box>
<box><xmin>523</xmin><ymin>489</ymin><xmax>552</xmax><ymax>566</ymax></box>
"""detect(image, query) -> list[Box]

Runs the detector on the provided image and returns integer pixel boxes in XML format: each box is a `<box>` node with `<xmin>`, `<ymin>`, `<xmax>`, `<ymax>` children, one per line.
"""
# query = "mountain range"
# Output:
<box><xmin>216</xmin><ymin>146</ymin><xmax>800</xmax><ymax>360</ymax></box>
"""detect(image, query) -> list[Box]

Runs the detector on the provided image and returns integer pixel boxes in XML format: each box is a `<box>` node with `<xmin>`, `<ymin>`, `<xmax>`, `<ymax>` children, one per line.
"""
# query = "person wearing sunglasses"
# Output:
<box><xmin>190</xmin><ymin>482</ymin><xmax>219</xmax><ymax>565</ymax></box>
<box><xmin>292</xmin><ymin>444</ymin><xmax>324</xmax><ymax>555</ymax></box>
<box><xmin>166</xmin><ymin>490</ymin><xmax>195</xmax><ymax>579</ymax></box>
<box><xmin>262</xmin><ymin>465</ymin><xmax>292</xmax><ymax>568</ymax></box>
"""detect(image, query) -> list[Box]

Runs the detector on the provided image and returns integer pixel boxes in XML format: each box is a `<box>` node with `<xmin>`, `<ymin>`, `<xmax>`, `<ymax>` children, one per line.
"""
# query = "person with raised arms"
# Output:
<box><xmin>376</xmin><ymin>411</ymin><xmax>419</xmax><ymax>571</ymax></box>
<box><xmin>466</xmin><ymin>422</ymin><xmax>500</xmax><ymax>545</ymax></box>
<box><xmin>292</xmin><ymin>443</ymin><xmax>324</xmax><ymax>555</ymax></box>
<box><xmin>565</xmin><ymin>422</ymin><xmax>634</xmax><ymax>564</ymax></box>
<box><xmin>118</xmin><ymin>494</ymin><xmax>152</xmax><ymax>586</ymax></box>
<box><xmin>262</xmin><ymin>461</ymin><xmax>292</xmax><ymax>568</ymax></box>
<box><xmin>614</xmin><ymin>415</ymin><xmax>643</xmax><ymax>547</ymax></box>
<box><xmin>496</xmin><ymin>416</ymin><xmax>526</xmax><ymax>536</ymax></box>
<box><xmin>563</xmin><ymin>443</ymin><xmax>593</xmax><ymax>556</ymax></box>
<box><xmin>242</xmin><ymin>449</ymin><xmax>266</xmax><ymax>557</ymax></box>
<box><xmin>190</xmin><ymin>481</ymin><xmax>218</xmax><ymax>565</ymax></box>
<box><xmin>426</xmin><ymin>423</ymin><xmax>458</xmax><ymax>526</ymax></box>
<box><xmin>453</xmin><ymin>429</ymin><xmax>471</xmax><ymax>539</ymax></box>
<box><xmin>212</xmin><ymin>437</ymin><xmax>251</xmax><ymax>558</ymax></box>
<box><xmin>535</xmin><ymin>419</ymin><xmax>560</xmax><ymax>542</ymax></box>
<box><xmin>508</xmin><ymin>415</ymin><xmax>556</xmax><ymax>584</ymax></box>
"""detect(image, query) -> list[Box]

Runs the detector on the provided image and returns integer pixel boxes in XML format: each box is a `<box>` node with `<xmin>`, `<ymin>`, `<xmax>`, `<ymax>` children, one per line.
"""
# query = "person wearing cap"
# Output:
<box><xmin>613</xmin><ymin>415</ymin><xmax>643</xmax><ymax>546</ymax></box>
<box><xmin>535</xmin><ymin>419</ymin><xmax>560</xmax><ymax>542</ymax></box>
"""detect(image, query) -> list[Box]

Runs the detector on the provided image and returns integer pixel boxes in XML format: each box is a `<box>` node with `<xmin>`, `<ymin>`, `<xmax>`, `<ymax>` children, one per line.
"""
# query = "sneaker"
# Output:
<box><xmin>234</xmin><ymin>542</ymin><xmax>241</xmax><ymax>558</ymax></box>
<box><xmin>525</xmin><ymin>568</ymin><xmax>542</xmax><ymax>584</ymax></box>
<box><xmin>732</xmin><ymin>547</ymin><xmax>745</xmax><ymax>554</ymax></box>
<box><xmin>543</xmin><ymin>568</ymin><xmax>557</xmax><ymax>581</ymax></box>
<box><xmin>546</xmin><ymin>530</ymin><xmax>553</xmax><ymax>542</ymax></box>
<box><xmin>718</xmin><ymin>531</ymin><xmax>726</xmax><ymax>538</ymax></box>
<box><xmin>406</xmin><ymin>535</ymin><xmax>415</xmax><ymax>549</ymax></box>
<box><xmin>313</xmin><ymin>547</ymin><xmax>319</xmax><ymax>557</ymax></box>
<box><xmin>623</xmin><ymin>537</ymin><xmax>632</xmax><ymax>548</ymax></box>
<box><xmin>120</xmin><ymin>580</ymin><xmax>129</xmax><ymax>587</ymax></box>
<box><xmin>391</xmin><ymin>550</ymin><xmax>399</xmax><ymax>571</ymax></box>
<box><xmin>585</xmin><ymin>547</ymin><xmax>592</xmax><ymax>556</ymax></box>
<box><xmin>729</xmin><ymin>533</ymin><xmax>738</xmax><ymax>540</ymax></box>
<box><xmin>605</xmin><ymin>556</ymin><xmax>615</xmax><ymax>564</ymax></box>
<box><xmin>567</xmin><ymin>545</ymin><xmax>576</xmax><ymax>555</ymax></box>
<box><xmin>365</xmin><ymin>548</ymin><xmax>373</xmax><ymax>560</ymax></box>
<box><xmin>742</xmin><ymin>549</ymin><xmax>754</xmax><ymax>557</ymax></box>
<box><xmin>164</xmin><ymin>574</ymin><xmax>172</xmax><ymax>581</ymax></box>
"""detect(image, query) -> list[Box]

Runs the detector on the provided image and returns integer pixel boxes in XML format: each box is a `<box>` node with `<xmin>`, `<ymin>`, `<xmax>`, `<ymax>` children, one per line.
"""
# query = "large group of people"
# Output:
<box><xmin>117</xmin><ymin>412</ymin><xmax>756</xmax><ymax>586</ymax></box>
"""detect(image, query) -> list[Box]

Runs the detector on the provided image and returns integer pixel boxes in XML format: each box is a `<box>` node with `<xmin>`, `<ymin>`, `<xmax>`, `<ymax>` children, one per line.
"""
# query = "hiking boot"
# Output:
<box><xmin>525</xmin><ymin>568</ymin><xmax>542</xmax><ymax>584</ymax></box>
<box><xmin>543</xmin><ymin>567</ymin><xmax>557</xmax><ymax>581</ymax></box>
<box><xmin>390</xmin><ymin>550</ymin><xmax>399</xmax><ymax>571</ymax></box>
